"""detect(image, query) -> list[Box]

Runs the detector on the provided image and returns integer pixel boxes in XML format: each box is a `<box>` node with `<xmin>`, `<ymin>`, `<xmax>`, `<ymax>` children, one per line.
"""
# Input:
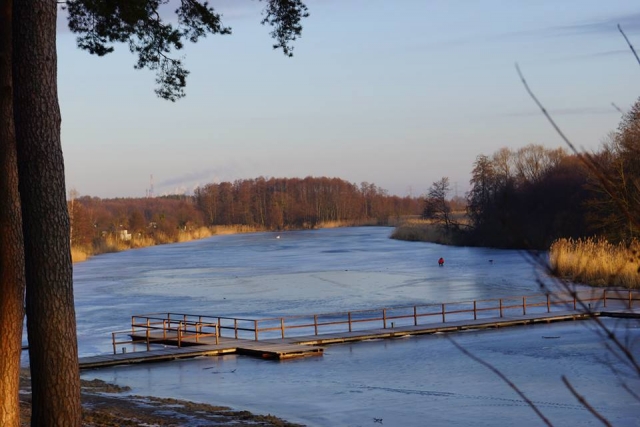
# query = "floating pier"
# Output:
<box><xmin>79</xmin><ymin>289</ymin><xmax>640</xmax><ymax>370</ymax></box>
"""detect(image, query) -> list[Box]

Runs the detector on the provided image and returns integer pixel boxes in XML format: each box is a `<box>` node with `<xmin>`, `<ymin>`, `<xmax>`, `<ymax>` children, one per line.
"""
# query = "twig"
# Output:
<box><xmin>618</xmin><ymin>24</ymin><xmax>640</xmax><ymax>67</ymax></box>
<box><xmin>448</xmin><ymin>337</ymin><xmax>553</xmax><ymax>427</ymax></box>
<box><xmin>561</xmin><ymin>376</ymin><xmax>612</xmax><ymax>426</ymax></box>
<box><xmin>611</xmin><ymin>102</ymin><xmax>624</xmax><ymax>114</ymax></box>
<box><xmin>515</xmin><ymin>63</ymin><xmax>579</xmax><ymax>155</ymax></box>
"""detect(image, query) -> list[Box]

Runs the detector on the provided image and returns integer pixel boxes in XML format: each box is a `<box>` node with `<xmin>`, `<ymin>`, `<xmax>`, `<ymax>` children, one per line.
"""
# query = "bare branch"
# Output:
<box><xmin>611</xmin><ymin>102</ymin><xmax>624</xmax><ymax>114</ymax></box>
<box><xmin>448</xmin><ymin>337</ymin><xmax>554</xmax><ymax>427</ymax></box>
<box><xmin>515</xmin><ymin>64</ymin><xmax>640</xmax><ymax>376</ymax></box>
<box><xmin>618</xmin><ymin>24</ymin><xmax>640</xmax><ymax>68</ymax></box>
<box><xmin>561</xmin><ymin>376</ymin><xmax>612</xmax><ymax>426</ymax></box>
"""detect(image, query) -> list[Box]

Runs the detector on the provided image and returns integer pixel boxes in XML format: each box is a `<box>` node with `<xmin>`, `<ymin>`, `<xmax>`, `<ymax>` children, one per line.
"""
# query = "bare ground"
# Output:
<box><xmin>19</xmin><ymin>370</ymin><xmax>304</xmax><ymax>427</ymax></box>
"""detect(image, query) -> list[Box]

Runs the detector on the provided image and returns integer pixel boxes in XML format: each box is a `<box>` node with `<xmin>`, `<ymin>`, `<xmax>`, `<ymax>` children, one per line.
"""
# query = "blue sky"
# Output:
<box><xmin>57</xmin><ymin>0</ymin><xmax>640</xmax><ymax>198</ymax></box>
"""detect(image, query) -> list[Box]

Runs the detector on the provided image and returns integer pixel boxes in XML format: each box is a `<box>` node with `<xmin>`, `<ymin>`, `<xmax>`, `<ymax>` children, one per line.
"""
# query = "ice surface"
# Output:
<box><xmin>63</xmin><ymin>227</ymin><xmax>640</xmax><ymax>426</ymax></box>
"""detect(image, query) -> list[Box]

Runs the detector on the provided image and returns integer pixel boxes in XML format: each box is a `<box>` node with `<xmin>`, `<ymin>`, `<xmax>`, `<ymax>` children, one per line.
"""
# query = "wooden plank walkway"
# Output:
<box><xmin>78</xmin><ymin>307</ymin><xmax>636</xmax><ymax>370</ymax></box>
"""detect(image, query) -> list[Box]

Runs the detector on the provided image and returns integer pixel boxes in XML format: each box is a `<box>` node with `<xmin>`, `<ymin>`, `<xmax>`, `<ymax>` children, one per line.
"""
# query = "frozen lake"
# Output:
<box><xmin>70</xmin><ymin>227</ymin><xmax>639</xmax><ymax>426</ymax></box>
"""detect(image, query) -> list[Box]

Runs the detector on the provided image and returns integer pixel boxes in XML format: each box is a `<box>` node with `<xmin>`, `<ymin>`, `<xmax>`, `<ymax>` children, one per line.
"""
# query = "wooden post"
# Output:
<box><xmin>314</xmin><ymin>315</ymin><xmax>318</xmax><ymax>335</ymax></box>
<box><xmin>473</xmin><ymin>301</ymin><xmax>477</xmax><ymax>320</ymax></box>
<box><xmin>546</xmin><ymin>294</ymin><xmax>550</xmax><ymax>313</ymax></box>
<box><xmin>215</xmin><ymin>324</ymin><xmax>219</xmax><ymax>345</ymax></box>
<box><xmin>413</xmin><ymin>306</ymin><xmax>418</xmax><ymax>326</ymax></box>
<box><xmin>442</xmin><ymin>304</ymin><xmax>446</xmax><ymax>323</ymax></box>
<box><xmin>234</xmin><ymin>319</ymin><xmax>238</xmax><ymax>339</ymax></box>
<box><xmin>254</xmin><ymin>320</ymin><xmax>259</xmax><ymax>341</ymax></box>
<box><xmin>523</xmin><ymin>297</ymin><xmax>526</xmax><ymax>315</ymax></box>
<box><xmin>499</xmin><ymin>299</ymin><xmax>503</xmax><ymax>318</ymax></box>
<box><xmin>112</xmin><ymin>332</ymin><xmax>117</xmax><ymax>355</ymax></box>
<box><xmin>383</xmin><ymin>309</ymin><xmax>387</xmax><ymax>329</ymax></box>
<box><xmin>280</xmin><ymin>318</ymin><xmax>285</xmax><ymax>338</ymax></box>
<box><xmin>178</xmin><ymin>324</ymin><xmax>182</xmax><ymax>347</ymax></box>
<box><xmin>603</xmin><ymin>290</ymin><xmax>607</xmax><ymax>308</ymax></box>
<box><xmin>146</xmin><ymin>327</ymin><xmax>150</xmax><ymax>351</ymax></box>
<box><xmin>348</xmin><ymin>312</ymin><xmax>352</xmax><ymax>332</ymax></box>
<box><xmin>573</xmin><ymin>294</ymin><xmax>577</xmax><ymax>311</ymax></box>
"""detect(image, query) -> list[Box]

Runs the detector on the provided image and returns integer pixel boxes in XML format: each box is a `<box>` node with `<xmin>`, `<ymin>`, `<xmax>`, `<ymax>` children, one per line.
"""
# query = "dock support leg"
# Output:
<box><xmin>314</xmin><ymin>315</ymin><xmax>318</xmax><ymax>335</ymax></box>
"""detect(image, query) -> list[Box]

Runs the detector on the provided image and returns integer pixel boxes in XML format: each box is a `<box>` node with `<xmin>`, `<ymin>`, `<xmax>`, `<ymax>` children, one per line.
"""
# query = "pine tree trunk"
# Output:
<box><xmin>12</xmin><ymin>1</ymin><xmax>82</xmax><ymax>425</ymax></box>
<box><xmin>0</xmin><ymin>0</ymin><xmax>26</xmax><ymax>425</ymax></box>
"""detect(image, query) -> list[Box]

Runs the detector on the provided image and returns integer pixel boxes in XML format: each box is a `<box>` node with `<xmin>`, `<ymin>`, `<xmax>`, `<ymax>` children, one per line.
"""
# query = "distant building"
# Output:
<box><xmin>118</xmin><ymin>229</ymin><xmax>132</xmax><ymax>241</ymax></box>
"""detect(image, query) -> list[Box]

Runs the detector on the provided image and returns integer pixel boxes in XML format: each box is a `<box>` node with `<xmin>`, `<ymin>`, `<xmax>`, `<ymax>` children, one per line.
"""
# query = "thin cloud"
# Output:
<box><xmin>553</xmin><ymin>12</ymin><xmax>640</xmax><ymax>36</ymax></box>
<box><xmin>505</xmin><ymin>107</ymin><xmax>617</xmax><ymax>118</ymax></box>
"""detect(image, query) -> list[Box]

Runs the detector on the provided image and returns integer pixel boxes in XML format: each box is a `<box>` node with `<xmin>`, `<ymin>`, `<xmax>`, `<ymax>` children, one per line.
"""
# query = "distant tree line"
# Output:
<box><xmin>457</xmin><ymin>98</ymin><xmax>640</xmax><ymax>249</ymax></box>
<box><xmin>194</xmin><ymin>177</ymin><xmax>418</xmax><ymax>229</ymax></box>
<box><xmin>68</xmin><ymin>176</ymin><xmax>421</xmax><ymax>250</ymax></box>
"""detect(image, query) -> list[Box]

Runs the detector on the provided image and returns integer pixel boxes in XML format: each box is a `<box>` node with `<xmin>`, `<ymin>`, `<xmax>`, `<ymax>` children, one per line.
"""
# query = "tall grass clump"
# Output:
<box><xmin>390</xmin><ymin>219</ymin><xmax>460</xmax><ymax>245</ymax></box>
<box><xmin>550</xmin><ymin>237</ymin><xmax>640</xmax><ymax>288</ymax></box>
<box><xmin>70</xmin><ymin>246</ymin><xmax>90</xmax><ymax>263</ymax></box>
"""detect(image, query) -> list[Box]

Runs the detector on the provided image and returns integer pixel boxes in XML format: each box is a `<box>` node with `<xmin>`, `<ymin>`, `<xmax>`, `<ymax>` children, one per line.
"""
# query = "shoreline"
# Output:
<box><xmin>72</xmin><ymin>220</ymin><xmax>390</xmax><ymax>263</ymax></box>
<box><xmin>19</xmin><ymin>369</ymin><xmax>303</xmax><ymax>426</ymax></box>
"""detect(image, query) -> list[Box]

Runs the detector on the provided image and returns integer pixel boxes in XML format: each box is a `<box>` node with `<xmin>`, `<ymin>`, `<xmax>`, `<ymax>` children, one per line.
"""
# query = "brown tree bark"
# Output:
<box><xmin>0</xmin><ymin>0</ymin><xmax>26</xmax><ymax>425</ymax></box>
<box><xmin>12</xmin><ymin>1</ymin><xmax>82</xmax><ymax>425</ymax></box>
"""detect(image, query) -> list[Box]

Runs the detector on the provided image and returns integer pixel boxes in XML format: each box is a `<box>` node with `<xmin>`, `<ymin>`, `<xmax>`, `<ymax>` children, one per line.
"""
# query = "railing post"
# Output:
<box><xmin>523</xmin><ymin>297</ymin><xmax>526</xmax><ymax>315</ymax></box>
<box><xmin>314</xmin><ymin>315</ymin><xmax>318</xmax><ymax>335</ymax></box>
<box><xmin>573</xmin><ymin>294</ymin><xmax>577</xmax><ymax>310</ymax></box>
<box><xmin>146</xmin><ymin>327</ymin><xmax>150</xmax><ymax>351</ymax></box>
<box><xmin>413</xmin><ymin>306</ymin><xmax>418</xmax><ymax>326</ymax></box>
<box><xmin>280</xmin><ymin>318</ymin><xmax>285</xmax><ymax>338</ymax></box>
<box><xmin>112</xmin><ymin>332</ymin><xmax>117</xmax><ymax>355</ymax></box>
<box><xmin>254</xmin><ymin>320</ymin><xmax>259</xmax><ymax>341</ymax></box>
<box><xmin>603</xmin><ymin>290</ymin><xmax>607</xmax><ymax>308</ymax></box>
<box><xmin>441</xmin><ymin>304</ymin><xmax>446</xmax><ymax>323</ymax></box>
<box><xmin>473</xmin><ymin>301</ymin><xmax>477</xmax><ymax>320</ymax></box>
<box><xmin>383</xmin><ymin>309</ymin><xmax>387</xmax><ymax>329</ymax></box>
<box><xmin>234</xmin><ymin>319</ymin><xmax>238</xmax><ymax>339</ymax></box>
<box><xmin>178</xmin><ymin>325</ymin><xmax>182</xmax><ymax>347</ymax></box>
<box><xmin>216</xmin><ymin>324</ymin><xmax>219</xmax><ymax>345</ymax></box>
<box><xmin>499</xmin><ymin>299</ymin><xmax>503</xmax><ymax>318</ymax></box>
<box><xmin>348</xmin><ymin>312</ymin><xmax>352</xmax><ymax>332</ymax></box>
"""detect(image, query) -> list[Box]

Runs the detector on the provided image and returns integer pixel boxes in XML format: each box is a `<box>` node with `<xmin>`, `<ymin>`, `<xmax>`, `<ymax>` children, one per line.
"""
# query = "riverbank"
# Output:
<box><xmin>72</xmin><ymin>219</ymin><xmax>384</xmax><ymax>263</ymax></box>
<box><xmin>19</xmin><ymin>369</ymin><xmax>302</xmax><ymax>427</ymax></box>
<box><xmin>389</xmin><ymin>218</ymin><xmax>466</xmax><ymax>246</ymax></box>
<box><xmin>392</xmin><ymin>220</ymin><xmax>640</xmax><ymax>289</ymax></box>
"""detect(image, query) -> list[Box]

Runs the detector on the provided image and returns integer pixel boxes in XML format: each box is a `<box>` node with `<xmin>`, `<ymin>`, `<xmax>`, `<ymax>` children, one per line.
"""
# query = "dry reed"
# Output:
<box><xmin>549</xmin><ymin>237</ymin><xmax>640</xmax><ymax>288</ymax></box>
<box><xmin>390</xmin><ymin>219</ymin><xmax>454</xmax><ymax>245</ymax></box>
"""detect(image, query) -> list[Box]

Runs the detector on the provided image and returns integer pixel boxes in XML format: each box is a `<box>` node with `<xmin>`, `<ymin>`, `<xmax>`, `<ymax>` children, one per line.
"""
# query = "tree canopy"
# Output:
<box><xmin>66</xmin><ymin>0</ymin><xmax>309</xmax><ymax>100</ymax></box>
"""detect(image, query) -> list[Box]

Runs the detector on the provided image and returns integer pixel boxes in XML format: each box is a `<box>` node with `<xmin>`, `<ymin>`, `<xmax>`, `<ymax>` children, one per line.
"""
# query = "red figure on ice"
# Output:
<box><xmin>438</xmin><ymin>257</ymin><xmax>444</xmax><ymax>266</ymax></box>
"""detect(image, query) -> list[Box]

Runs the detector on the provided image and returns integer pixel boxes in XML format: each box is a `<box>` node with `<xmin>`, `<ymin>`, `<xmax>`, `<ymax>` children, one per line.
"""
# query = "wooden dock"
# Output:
<box><xmin>78</xmin><ymin>288</ymin><xmax>640</xmax><ymax>370</ymax></box>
